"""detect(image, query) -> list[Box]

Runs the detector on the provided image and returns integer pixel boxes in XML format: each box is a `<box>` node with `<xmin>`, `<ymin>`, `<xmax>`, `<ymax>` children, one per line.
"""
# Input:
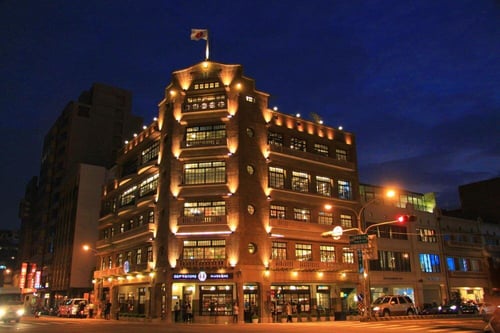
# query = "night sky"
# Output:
<box><xmin>1</xmin><ymin>0</ymin><xmax>499</xmax><ymax>230</ymax></box>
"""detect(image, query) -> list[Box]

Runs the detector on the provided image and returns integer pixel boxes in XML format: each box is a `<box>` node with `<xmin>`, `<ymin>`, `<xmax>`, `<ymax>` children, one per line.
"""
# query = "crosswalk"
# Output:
<box><xmin>332</xmin><ymin>320</ymin><xmax>483</xmax><ymax>333</ymax></box>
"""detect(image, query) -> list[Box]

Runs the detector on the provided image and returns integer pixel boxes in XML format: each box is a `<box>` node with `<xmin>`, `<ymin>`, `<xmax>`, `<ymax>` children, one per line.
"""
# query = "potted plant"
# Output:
<box><xmin>251</xmin><ymin>313</ymin><xmax>259</xmax><ymax>323</ymax></box>
<box><xmin>310</xmin><ymin>309</ymin><xmax>318</xmax><ymax>321</ymax></box>
<box><xmin>291</xmin><ymin>313</ymin><xmax>298</xmax><ymax>322</ymax></box>
<box><xmin>280</xmin><ymin>313</ymin><xmax>288</xmax><ymax>323</ymax></box>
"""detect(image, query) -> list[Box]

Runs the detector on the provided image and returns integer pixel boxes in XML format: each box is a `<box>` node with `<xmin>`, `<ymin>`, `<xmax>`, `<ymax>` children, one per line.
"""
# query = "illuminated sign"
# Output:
<box><xmin>172</xmin><ymin>271</ymin><xmax>233</xmax><ymax>281</ymax></box>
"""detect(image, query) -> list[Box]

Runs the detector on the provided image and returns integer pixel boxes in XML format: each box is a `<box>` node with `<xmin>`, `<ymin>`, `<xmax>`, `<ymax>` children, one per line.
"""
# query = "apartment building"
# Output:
<box><xmin>18</xmin><ymin>83</ymin><xmax>143</xmax><ymax>306</ymax></box>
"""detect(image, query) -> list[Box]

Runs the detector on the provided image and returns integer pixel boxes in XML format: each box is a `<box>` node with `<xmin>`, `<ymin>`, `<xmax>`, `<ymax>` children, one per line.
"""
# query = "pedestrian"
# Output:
<box><xmin>88</xmin><ymin>302</ymin><xmax>95</xmax><ymax>318</ymax></box>
<box><xmin>104</xmin><ymin>301</ymin><xmax>112</xmax><ymax>320</ymax></box>
<box><xmin>174</xmin><ymin>302</ymin><xmax>180</xmax><ymax>322</ymax></box>
<box><xmin>186</xmin><ymin>303</ymin><xmax>192</xmax><ymax>323</ymax></box>
<box><xmin>286</xmin><ymin>302</ymin><xmax>292</xmax><ymax>322</ymax></box>
<box><xmin>233</xmin><ymin>302</ymin><xmax>239</xmax><ymax>323</ymax></box>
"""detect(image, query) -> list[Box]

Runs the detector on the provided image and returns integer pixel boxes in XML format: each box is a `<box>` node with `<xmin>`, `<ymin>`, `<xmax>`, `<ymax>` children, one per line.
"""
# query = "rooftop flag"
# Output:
<box><xmin>190</xmin><ymin>29</ymin><xmax>210</xmax><ymax>60</ymax></box>
<box><xmin>190</xmin><ymin>29</ymin><xmax>208</xmax><ymax>41</ymax></box>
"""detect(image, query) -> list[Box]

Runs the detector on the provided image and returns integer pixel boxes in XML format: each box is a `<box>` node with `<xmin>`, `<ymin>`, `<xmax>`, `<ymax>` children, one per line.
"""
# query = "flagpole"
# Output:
<box><xmin>205</xmin><ymin>30</ymin><xmax>210</xmax><ymax>60</ymax></box>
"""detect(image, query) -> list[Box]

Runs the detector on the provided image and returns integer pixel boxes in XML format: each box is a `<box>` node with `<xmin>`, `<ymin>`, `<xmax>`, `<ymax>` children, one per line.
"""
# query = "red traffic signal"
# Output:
<box><xmin>397</xmin><ymin>215</ymin><xmax>416</xmax><ymax>223</ymax></box>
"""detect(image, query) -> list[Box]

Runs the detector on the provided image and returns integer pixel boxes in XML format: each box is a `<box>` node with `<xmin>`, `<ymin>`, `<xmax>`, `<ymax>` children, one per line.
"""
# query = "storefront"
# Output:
<box><xmin>171</xmin><ymin>271</ymin><xmax>237</xmax><ymax>324</ymax></box>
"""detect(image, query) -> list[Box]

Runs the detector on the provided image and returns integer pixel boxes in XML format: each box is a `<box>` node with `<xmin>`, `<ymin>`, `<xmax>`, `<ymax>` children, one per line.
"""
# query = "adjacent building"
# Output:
<box><xmin>17</xmin><ymin>83</ymin><xmax>143</xmax><ymax>307</ymax></box>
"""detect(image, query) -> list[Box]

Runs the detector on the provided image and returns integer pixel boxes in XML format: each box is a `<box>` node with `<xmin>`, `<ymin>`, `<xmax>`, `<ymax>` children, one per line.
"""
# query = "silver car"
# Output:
<box><xmin>371</xmin><ymin>295</ymin><xmax>417</xmax><ymax>317</ymax></box>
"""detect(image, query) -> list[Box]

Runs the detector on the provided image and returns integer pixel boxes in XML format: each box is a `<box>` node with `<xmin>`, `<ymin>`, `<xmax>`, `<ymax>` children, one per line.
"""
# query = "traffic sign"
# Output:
<box><xmin>349</xmin><ymin>234</ymin><xmax>368</xmax><ymax>245</ymax></box>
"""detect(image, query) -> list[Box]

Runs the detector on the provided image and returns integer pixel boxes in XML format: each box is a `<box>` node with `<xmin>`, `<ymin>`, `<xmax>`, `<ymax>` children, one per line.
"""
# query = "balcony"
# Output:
<box><xmin>112</xmin><ymin>224</ymin><xmax>155</xmax><ymax>244</ymax></box>
<box><xmin>268</xmin><ymin>144</ymin><xmax>355</xmax><ymax>171</ymax></box>
<box><xmin>178</xmin><ymin>215</ymin><xmax>227</xmax><ymax>225</ymax></box>
<box><xmin>176</xmin><ymin>215</ymin><xmax>231</xmax><ymax>235</ymax></box>
<box><xmin>269</xmin><ymin>259</ymin><xmax>357</xmax><ymax>272</ymax></box>
<box><xmin>177</xmin><ymin>258</ymin><xmax>228</xmax><ymax>269</ymax></box>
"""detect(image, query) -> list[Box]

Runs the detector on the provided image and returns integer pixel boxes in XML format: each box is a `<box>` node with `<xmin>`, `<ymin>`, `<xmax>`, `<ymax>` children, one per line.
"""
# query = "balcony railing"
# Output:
<box><xmin>177</xmin><ymin>258</ymin><xmax>228</xmax><ymax>269</ymax></box>
<box><xmin>269</xmin><ymin>259</ymin><xmax>357</xmax><ymax>272</ymax></box>
<box><xmin>178</xmin><ymin>215</ymin><xmax>227</xmax><ymax>225</ymax></box>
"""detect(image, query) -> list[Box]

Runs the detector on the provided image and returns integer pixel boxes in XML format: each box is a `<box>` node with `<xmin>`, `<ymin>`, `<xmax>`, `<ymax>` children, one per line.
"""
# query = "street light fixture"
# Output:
<box><xmin>321</xmin><ymin>191</ymin><xmax>398</xmax><ymax>321</ymax></box>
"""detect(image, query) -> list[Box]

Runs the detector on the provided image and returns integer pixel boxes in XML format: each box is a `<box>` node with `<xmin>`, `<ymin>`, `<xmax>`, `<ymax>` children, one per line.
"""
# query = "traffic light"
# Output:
<box><xmin>397</xmin><ymin>215</ymin><xmax>416</xmax><ymax>223</ymax></box>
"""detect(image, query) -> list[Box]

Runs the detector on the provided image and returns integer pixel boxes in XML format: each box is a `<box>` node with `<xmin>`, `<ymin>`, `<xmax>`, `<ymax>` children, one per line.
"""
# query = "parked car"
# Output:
<box><xmin>439</xmin><ymin>301</ymin><xmax>478</xmax><ymax>315</ymax></box>
<box><xmin>57</xmin><ymin>298</ymin><xmax>88</xmax><ymax>318</ymax></box>
<box><xmin>371</xmin><ymin>295</ymin><xmax>417</xmax><ymax>317</ymax></box>
<box><xmin>421</xmin><ymin>303</ymin><xmax>441</xmax><ymax>315</ymax></box>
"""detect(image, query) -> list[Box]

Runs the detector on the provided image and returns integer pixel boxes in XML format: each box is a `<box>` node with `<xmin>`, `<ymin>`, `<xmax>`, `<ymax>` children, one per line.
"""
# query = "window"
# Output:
<box><xmin>184</xmin><ymin>201</ymin><xmax>226</xmax><ymax>217</ymax></box>
<box><xmin>200</xmin><ymin>285</ymin><xmax>234</xmax><ymax>316</ymax></box>
<box><xmin>117</xmin><ymin>253</ymin><xmax>123</xmax><ymax>267</ymax></box>
<box><xmin>269</xmin><ymin>167</ymin><xmax>285</xmax><ymax>189</ymax></box>
<box><xmin>318</xmin><ymin>211</ymin><xmax>333</xmax><ymax>225</ymax></box>
<box><xmin>293</xmin><ymin>208</ymin><xmax>310</xmax><ymax>222</ymax></box>
<box><xmin>340</xmin><ymin>214</ymin><xmax>353</xmax><ymax>228</ymax></box>
<box><xmin>419</xmin><ymin>253</ymin><xmax>440</xmax><ymax>273</ymax></box>
<box><xmin>335</xmin><ymin>149</ymin><xmax>347</xmax><ymax>161</ymax></box>
<box><xmin>342</xmin><ymin>247</ymin><xmax>355</xmax><ymax>264</ymax></box>
<box><xmin>371</xmin><ymin>251</ymin><xmax>411</xmax><ymax>272</ymax></box>
<box><xmin>136</xmin><ymin>248</ymin><xmax>142</xmax><ymax>265</ymax></box>
<box><xmin>268</xmin><ymin>132</ymin><xmax>283</xmax><ymax>146</ymax></box>
<box><xmin>320</xmin><ymin>245</ymin><xmax>336</xmax><ymax>263</ymax></box>
<box><xmin>147</xmin><ymin>246</ymin><xmax>153</xmax><ymax>262</ymax></box>
<box><xmin>417</xmin><ymin>228</ymin><xmax>437</xmax><ymax>243</ymax></box>
<box><xmin>139</xmin><ymin>174</ymin><xmax>159</xmax><ymax>197</ymax></box>
<box><xmin>270</xmin><ymin>205</ymin><xmax>286</xmax><ymax>219</ymax></box>
<box><xmin>295</xmin><ymin>243</ymin><xmax>312</xmax><ymax>261</ymax></box>
<box><xmin>272</xmin><ymin>241</ymin><xmax>287</xmax><ymax>259</ymax></box>
<box><xmin>316</xmin><ymin>176</ymin><xmax>332</xmax><ymax>196</ymax></box>
<box><xmin>338</xmin><ymin>180</ymin><xmax>352</xmax><ymax>200</ymax></box>
<box><xmin>182</xmin><ymin>239</ymin><xmax>226</xmax><ymax>260</ymax></box>
<box><xmin>186</xmin><ymin>124</ymin><xmax>226</xmax><ymax>146</ymax></box>
<box><xmin>372</xmin><ymin>224</ymin><xmax>408</xmax><ymax>240</ymax></box>
<box><xmin>141</xmin><ymin>141</ymin><xmax>160</xmax><ymax>164</ymax></box>
<box><xmin>292</xmin><ymin>171</ymin><xmax>309</xmax><ymax>192</ymax></box>
<box><xmin>290</xmin><ymin>137</ymin><xmax>306</xmax><ymax>151</ymax></box>
<box><xmin>184</xmin><ymin>161</ymin><xmax>225</xmax><ymax>184</ymax></box>
<box><xmin>314</xmin><ymin>143</ymin><xmax>329</xmax><ymax>156</ymax></box>
<box><xmin>120</xmin><ymin>185</ymin><xmax>137</xmax><ymax>207</ymax></box>
<box><xmin>192</xmin><ymin>81</ymin><xmax>220</xmax><ymax>90</ymax></box>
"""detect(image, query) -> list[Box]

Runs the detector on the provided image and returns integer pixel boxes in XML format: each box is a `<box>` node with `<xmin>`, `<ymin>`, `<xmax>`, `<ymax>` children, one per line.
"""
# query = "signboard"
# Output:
<box><xmin>172</xmin><ymin>272</ymin><xmax>233</xmax><ymax>281</ymax></box>
<box><xmin>349</xmin><ymin>234</ymin><xmax>368</xmax><ymax>245</ymax></box>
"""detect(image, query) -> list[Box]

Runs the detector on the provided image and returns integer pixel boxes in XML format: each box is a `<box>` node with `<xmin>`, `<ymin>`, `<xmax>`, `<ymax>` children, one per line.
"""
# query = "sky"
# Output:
<box><xmin>1</xmin><ymin>0</ymin><xmax>499</xmax><ymax>230</ymax></box>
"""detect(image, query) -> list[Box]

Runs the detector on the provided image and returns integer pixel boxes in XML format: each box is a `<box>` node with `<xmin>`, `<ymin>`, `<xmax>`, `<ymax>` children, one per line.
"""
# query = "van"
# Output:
<box><xmin>58</xmin><ymin>298</ymin><xmax>88</xmax><ymax>318</ymax></box>
<box><xmin>0</xmin><ymin>287</ymin><xmax>25</xmax><ymax>323</ymax></box>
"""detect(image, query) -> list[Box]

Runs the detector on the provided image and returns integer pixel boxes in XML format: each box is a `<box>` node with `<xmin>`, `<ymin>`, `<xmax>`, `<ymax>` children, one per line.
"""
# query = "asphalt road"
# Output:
<box><xmin>0</xmin><ymin>315</ymin><xmax>487</xmax><ymax>333</ymax></box>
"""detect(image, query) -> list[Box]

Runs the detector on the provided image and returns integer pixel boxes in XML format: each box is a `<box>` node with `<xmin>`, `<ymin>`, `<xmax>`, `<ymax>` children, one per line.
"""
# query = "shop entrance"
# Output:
<box><xmin>243</xmin><ymin>284</ymin><xmax>259</xmax><ymax>323</ymax></box>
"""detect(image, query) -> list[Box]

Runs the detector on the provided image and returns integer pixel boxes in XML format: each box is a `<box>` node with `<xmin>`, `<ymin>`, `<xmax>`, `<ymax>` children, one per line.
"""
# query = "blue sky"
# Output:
<box><xmin>1</xmin><ymin>0</ymin><xmax>498</xmax><ymax>229</ymax></box>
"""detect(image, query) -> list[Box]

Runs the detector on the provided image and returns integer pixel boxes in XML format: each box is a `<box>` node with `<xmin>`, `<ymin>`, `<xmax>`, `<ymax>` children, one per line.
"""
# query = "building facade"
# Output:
<box><xmin>17</xmin><ymin>83</ymin><xmax>143</xmax><ymax>307</ymax></box>
<box><xmin>90</xmin><ymin>60</ymin><xmax>499</xmax><ymax>324</ymax></box>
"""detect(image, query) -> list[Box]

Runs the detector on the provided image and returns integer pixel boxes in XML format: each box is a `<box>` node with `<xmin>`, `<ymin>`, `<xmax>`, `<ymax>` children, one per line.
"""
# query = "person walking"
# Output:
<box><xmin>286</xmin><ymin>302</ymin><xmax>292</xmax><ymax>322</ymax></box>
<box><xmin>186</xmin><ymin>303</ymin><xmax>192</xmax><ymax>323</ymax></box>
<box><xmin>232</xmin><ymin>302</ymin><xmax>239</xmax><ymax>323</ymax></box>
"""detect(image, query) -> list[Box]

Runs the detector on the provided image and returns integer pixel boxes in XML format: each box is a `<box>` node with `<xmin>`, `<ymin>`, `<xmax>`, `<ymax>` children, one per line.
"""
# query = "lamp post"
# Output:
<box><xmin>322</xmin><ymin>192</ymin><xmax>396</xmax><ymax>321</ymax></box>
<box><xmin>83</xmin><ymin>244</ymin><xmax>101</xmax><ymax>310</ymax></box>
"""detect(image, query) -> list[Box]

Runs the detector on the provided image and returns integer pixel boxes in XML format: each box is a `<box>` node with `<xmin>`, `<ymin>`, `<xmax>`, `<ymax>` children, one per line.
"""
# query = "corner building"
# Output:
<box><xmin>157</xmin><ymin>60</ymin><xmax>361</xmax><ymax>324</ymax></box>
<box><xmin>96</xmin><ymin>60</ymin><xmax>362</xmax><ymax>323</ymax></box>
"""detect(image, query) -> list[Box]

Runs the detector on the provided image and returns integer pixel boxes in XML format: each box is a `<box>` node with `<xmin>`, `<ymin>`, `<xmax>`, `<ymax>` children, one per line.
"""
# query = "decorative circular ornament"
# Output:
<box><xmin>246</xmin><ymin>165</ymin><xmax>255</xmax><ymax>175</ymax></box>
<box><xmin>246</xmin><ymin>128</ymin><xmax>254</xmax><ymax>137</ymax></box>
<box><xmin>247</xmin><ymin>204</ymin><xmax>255</xmax><ymax>215</ymax></box>
<box><xmin>248</xmin><ymin>242</ymin><xmax>257</xmax><ymax>254</ymax></box>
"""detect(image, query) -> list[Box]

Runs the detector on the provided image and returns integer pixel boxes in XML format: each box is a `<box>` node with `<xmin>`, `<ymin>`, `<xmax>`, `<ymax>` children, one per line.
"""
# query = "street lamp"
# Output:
<box><xmin>321</xmin><ymin>192</ymin><xmax>397</xmax><ymax>321</ymax></box>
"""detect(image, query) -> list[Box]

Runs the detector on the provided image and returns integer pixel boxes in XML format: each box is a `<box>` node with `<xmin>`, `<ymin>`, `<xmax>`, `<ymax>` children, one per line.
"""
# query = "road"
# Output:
<box><xmin>0</xmin><ymin>316</ymin><xmax>488</xmax><ymax>333</ymax></box>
